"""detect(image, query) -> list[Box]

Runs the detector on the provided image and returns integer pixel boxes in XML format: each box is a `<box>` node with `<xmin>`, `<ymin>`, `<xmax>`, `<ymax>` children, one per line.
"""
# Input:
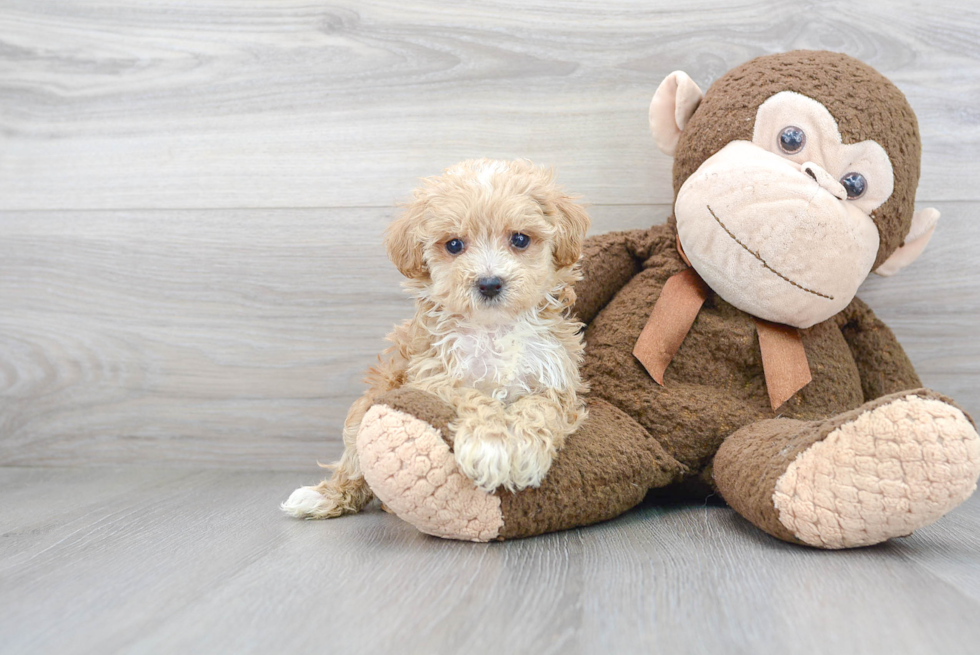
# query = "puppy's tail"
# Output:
<box><xmin>280</xmin><ymin>480</ymin><xmax>369</xmax><ymax>519</ymax></box>
<box><xmin>281</xmin><ymin>485</ymin><xmax>330</xmax><ymax>519</ymax></box>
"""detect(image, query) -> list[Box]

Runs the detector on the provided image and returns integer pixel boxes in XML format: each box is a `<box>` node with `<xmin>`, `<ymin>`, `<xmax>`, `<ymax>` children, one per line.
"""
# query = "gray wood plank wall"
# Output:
<box><xmin>2</xmin><ymin>1</ymin><xmax>979</xmax><ymax>470</ymax></box>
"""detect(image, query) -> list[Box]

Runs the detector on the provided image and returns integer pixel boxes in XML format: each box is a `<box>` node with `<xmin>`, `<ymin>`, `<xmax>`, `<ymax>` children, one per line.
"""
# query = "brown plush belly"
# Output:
<box><xmin>581</xmin><ymin>268</ymin><xmax>864</xmax><ymax>471</ymax></box>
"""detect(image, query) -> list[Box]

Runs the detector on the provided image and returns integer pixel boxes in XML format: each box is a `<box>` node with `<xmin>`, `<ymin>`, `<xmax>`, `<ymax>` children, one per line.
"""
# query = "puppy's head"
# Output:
<box><xmin>385</xmin><ymin>159</ymin><xmax>590</xmax><ymax>322</ymax></box>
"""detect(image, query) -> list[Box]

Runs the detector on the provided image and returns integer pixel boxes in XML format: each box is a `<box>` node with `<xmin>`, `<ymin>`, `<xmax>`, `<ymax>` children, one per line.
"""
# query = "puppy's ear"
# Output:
<box><xmin>384</xmin><ymin>198</ymin><xmax>429</xmax><ymax>279</ymax></box>
<box><xmin>551</xmin><ymin>194</ymin><xmax>591</xmax><ymax>269</ymax></box>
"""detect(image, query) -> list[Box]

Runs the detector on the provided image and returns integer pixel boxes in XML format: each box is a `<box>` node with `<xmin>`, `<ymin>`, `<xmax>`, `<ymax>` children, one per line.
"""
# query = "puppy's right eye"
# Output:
<box><xmin>445</xmin><ymin>238</ymin><xmax>465</xmax><ymax>255</ymax></box>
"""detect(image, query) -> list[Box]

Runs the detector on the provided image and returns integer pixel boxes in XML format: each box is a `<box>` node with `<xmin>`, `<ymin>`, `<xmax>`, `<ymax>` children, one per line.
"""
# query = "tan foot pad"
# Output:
<box><xmin>774</xmin><ymin>395</ymin><xmax>980</xmax><ymax>548</ymax></box>
<box><xmin>357</xmin><ymin>404</ymin><xmax>503</xmax><ymax>542</ymax></box>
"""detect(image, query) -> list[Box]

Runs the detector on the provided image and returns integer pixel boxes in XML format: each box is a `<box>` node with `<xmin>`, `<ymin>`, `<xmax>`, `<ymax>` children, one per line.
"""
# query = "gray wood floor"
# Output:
<box><xmin>1</xmin><ymin>1</ymin><xmax>980</xmax><ymax>469</ymax></box>
<box><xmin>2</xmin><ymin>466</ymin><xmax>979</xmax><ymax>655</ymax></box>
<box><xmin>2</xmin><ymin>2</ymin><xmax>980</xmax><ymax>653</ymax></box>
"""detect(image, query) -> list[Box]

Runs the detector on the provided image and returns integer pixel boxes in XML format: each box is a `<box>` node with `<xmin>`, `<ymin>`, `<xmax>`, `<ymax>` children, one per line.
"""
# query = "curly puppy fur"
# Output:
<box><xmin>282</xmin><ymin>159</ymin><xmax>590</xmax><ymax>519</ymax></box>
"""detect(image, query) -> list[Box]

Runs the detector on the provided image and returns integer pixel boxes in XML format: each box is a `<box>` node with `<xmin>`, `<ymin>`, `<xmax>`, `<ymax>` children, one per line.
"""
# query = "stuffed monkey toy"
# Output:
<box><xmin>351</xmin><ymin>51</ymin><xmax>980</xmax><ymax>546</ymax></box>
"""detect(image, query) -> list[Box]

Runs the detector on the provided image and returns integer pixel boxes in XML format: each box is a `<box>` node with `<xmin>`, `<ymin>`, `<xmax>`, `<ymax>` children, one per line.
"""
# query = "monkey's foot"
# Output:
<box><xmin>775</xmin><ymin>392</ymin><xmax>980</xmax><ymax>548</ymax></box>
<box><xmin>716</xmin><ymin>390</ymin><xmax>980</xmax><ymax>549</ymax></box>
<box><xmin>357</xmin><ymin>389</ymin><xmax>684</xmax><ymax>542</ymax></box>
<box><xmin>356</xmin><ymin>394</ymin><xmax>503</xmax><ymax>542</ymax></box>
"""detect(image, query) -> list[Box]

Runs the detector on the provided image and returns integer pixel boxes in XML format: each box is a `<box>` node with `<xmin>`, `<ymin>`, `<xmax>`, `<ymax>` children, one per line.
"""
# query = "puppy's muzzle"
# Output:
<box><xmin>476</xmin><ymin>276</ymin><xmax>505</xmax><ymax>300</ymax></box>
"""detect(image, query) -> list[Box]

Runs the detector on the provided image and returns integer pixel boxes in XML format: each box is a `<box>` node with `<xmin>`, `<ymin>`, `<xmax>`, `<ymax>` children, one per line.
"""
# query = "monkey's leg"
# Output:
<box><xmin>713</xmin><ymin>389</ymin><xmax>980</xmax><ymax>549</ymax></box>
<box><xmin>355</xmin><ymin>388</ymin><xmax>684</xmax><ymax>541</ymax></box>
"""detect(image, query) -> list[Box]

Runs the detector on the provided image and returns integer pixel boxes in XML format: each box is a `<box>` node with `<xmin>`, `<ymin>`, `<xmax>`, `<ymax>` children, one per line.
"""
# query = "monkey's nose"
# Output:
<box><xmin>476</xmin><ymin>277</ymin><xmax>504</xmax><ymax>299</ymax></box>
<box><xmin>801</xmin><ymin>161</ymin><xmax>847</xmax><ymax>200</ymax></box>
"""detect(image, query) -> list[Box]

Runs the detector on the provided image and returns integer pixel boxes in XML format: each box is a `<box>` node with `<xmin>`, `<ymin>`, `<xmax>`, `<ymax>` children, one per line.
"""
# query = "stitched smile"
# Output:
<box><xmin>705</xmin><ymin>205</ymin><xmax>834</xmax><ymax>301</ymax></box>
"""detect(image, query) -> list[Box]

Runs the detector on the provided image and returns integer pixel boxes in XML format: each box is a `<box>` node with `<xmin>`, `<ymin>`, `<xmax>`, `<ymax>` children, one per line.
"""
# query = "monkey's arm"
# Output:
<box><xmin>572</xmin><ymin>225</ymin><xmax>671</xmax><ymax>326</ymax></box>
<box><xmin>837</xmin><ymin>296</ymin><xmax>923</xmax><ymax>401</ymax></box>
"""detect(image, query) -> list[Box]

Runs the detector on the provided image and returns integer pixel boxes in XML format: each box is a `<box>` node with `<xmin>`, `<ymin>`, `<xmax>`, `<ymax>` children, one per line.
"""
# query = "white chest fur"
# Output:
<box><xmin>443</xmin><ymin>316</ymin><xmax>570</xmax><ymax>402</ymax></box>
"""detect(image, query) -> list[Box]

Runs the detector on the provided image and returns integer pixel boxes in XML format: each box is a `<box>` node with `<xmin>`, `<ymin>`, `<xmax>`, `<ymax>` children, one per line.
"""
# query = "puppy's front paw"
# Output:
<box><xmin>453</xmin><ymin>420</ymin><xmax>513</xmax><ymax>493</ymax></box>
<box><xmin>506</xmin><ymin>435</ymin><xmax>554</xmax><ymax>491</ymax></box>
<box><xmin>453</xmin><ymin>419</ymin><xmax>556</xmax><ymax>493</ymax></box>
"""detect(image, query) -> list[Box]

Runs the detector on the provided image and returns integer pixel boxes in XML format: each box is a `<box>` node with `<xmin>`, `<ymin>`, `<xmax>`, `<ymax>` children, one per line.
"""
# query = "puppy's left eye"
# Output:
<box><xmin>510</xmin><ymin>233</ymin><xmax>530</xmax><ymax>249</ymax></box>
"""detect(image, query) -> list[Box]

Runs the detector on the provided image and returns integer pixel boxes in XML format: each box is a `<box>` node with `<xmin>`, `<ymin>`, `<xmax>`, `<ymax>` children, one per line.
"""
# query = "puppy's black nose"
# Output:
<box><xmin>477</xmin><ymin>277</ymin><xmax>504</xmax><ymax>299</ymax></box>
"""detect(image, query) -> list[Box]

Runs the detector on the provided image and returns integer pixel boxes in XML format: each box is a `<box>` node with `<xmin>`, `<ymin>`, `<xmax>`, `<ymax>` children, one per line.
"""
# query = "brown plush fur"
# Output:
<box><xmin>496</xmin><ymin>398</ymin><xmax>682</xmax><ymax>539</ymax></box>
<box><xmin>369</xmin><ymin>218</ymin><xmax>929</xmax><ymax>540</ymax></box>
<box><xmin>351</xmin><ymin>52</ymin><xmax>979</xmax><ymax>545</ymax></box>
<box><xmin>369</xmin><ymin>387</ymin><xmax>684</xmax><ymax>539</ymax></box>
<box><xmin>712</xmin><ymin>388</ymin><xmax>963</xmax><ymax>545</ymax></box>
<box><xmin>672</xmin><ymin>50</ymin><xmax>921</xmax><ymax>270</ymax></box>
<box><xmin>576</xmin><ymin>225</ymin><xmax>921</xmax><ymax>472</ymax></box>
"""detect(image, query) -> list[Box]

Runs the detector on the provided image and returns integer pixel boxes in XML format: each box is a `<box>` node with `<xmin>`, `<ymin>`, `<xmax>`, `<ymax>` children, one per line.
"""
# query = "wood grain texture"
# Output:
<box><xmin>1</xmin><ymin>1</ymin><xmax>979</xmax><ymax>469</ymax></box>
<box><xmin>0</xmin><ymin>0</ymin><xmax>979</xmax><ymax>210</ymax></box>
<box><xmin>3</xmin><ymin>5</ymin><xmax>979</xmax><ymax>652</ymax></box>
<box><xmin>1</xmin><ymin>466</ymin><xmax>979</xmax><ymax>654</ymax></box>
<box><xmin>0</xmin><ymin>205</ymin><xmax>659</xmax><ymax>468</ymax></box>
<box><xmin>1</xmin><ymin>202</ymin><xmax>977</xmax><ymax>470</ymax></box>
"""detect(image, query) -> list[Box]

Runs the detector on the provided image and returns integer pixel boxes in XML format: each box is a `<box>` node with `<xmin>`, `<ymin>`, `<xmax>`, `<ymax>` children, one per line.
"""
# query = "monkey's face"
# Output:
<box><xmin>649</xmin><ymin>53</ymin><xmax>939</xmax><ymax>330</ymax></box>
<box><xmin>674</xmin><ymin>92</ymin><xmax>892</xmax><ymax>328</ymax></box>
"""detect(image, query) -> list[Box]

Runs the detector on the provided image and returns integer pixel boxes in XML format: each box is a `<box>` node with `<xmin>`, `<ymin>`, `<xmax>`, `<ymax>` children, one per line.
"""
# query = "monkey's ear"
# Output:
<box><xmin>649</xmin><ymin>71</ymin><xmax>703</xmax><ymax>157</ymax></box>
<box><xmin>875</xmin><ymin>208</ymin><xmax>940</xmax><ymax>277</ymax></box>
<box><xmin>384</xmin><ymin>199</ymin><xmax>429</xmax><ymax>279</ymax></box>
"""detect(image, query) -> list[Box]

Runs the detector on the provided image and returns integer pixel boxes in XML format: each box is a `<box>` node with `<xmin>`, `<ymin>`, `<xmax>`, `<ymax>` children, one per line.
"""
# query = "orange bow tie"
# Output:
<box><xmin>632</xmin><ymin>238</ymin><xmax>812</xmax><ymax>411</ymax></box>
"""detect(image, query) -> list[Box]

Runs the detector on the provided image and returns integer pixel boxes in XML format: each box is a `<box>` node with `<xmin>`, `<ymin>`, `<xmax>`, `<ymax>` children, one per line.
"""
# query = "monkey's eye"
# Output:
<box><xmin>778</xmin><ymin>126</ymin><xmax>806</xmax><ymax>154</ymax></box>
<box><xmin>510</xmin><ymin>233</ymin><xmax>530</xmax><ymax>249</ymax></box>
<box><xmin>839</xmin><ymin>172</ymin><xmax>867</xmax><ymax>199</ymax></box>
<box><xmin>445</xmin><ymin>238</ymin><xmax>465</xmax><ymax>255</ymax></box>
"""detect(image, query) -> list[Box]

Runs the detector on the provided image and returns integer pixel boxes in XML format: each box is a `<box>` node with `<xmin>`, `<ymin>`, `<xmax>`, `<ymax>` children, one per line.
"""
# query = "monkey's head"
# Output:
<box><xmin>650</xmin><ymin>51</ymin><xmax>939</xmax><ymax>328</ymax></box>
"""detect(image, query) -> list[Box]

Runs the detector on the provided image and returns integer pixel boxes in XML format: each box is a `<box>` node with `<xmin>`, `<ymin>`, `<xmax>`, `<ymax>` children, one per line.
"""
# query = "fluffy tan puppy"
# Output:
<box><xmin>283</xmin><ymin>159</ymin><xmax>591</xmax><ymax>519</ymax></box>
